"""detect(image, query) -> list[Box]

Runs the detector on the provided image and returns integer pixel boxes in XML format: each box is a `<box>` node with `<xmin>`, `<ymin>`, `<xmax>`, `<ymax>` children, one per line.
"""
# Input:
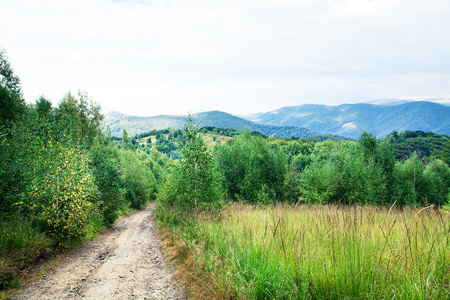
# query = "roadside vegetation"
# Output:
<box><xmin>0</xmin><ymin>49</ymin><xmax>169</xmax><ymax>292</ymax></box>
<box><xmin>175</xmin><ymin>204</ymin><xmax>450</xmax><ymax>299</ymax></box>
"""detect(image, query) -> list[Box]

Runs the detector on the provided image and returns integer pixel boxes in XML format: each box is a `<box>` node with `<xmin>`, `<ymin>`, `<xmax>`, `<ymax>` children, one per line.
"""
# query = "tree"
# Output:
<box><xmin>119</xmin><ymin>148</ymin><xmax>156</xmax><ymax>209</ymax></box>
<box><xmin>121</xmin><ymin>129</ymin><xmax>134</xmax><ymax>150</ymax></box>
<box><xmin>0</xmin><ymin>49</ymin><xmax>21</xmax><ymax>93</ymax></box>
<box><xmin>89</xmin><ymin>138</ymin><xmax>123</xmax><ymax>224</ymax></box>
<box><xmin>299</xmin><ymin>141</ymin><xmax>389</xmax><ymax>205</ymax></box>
<box><xmin>23</xmin><ymin>137</ymin><xmax>98</xmax><ymax>243</ymax></box>
<box><xmin>214</xmin><ymin>130</ymin><xmax>288</xmax><ymax>203</ymax></box>
<box><xmin>35</xmin><ymin>96</ymin><xmax>53</xmax><ymax>119</ymax></box>
<box><xmin>54</xmin><ymin>91</ymin><xmax>103</xmax><ymax>147</ymax></box>
<box><xmin>0</xmin><ymin>48</ymin><xmax>25</xmax><ymax>126</ymax></box>
<box><xmin>158</xmin><ymin>116</ymin><xmax>222</xmax><ymax>212</ymax></box>
<box><xmin>432</xmin><ymin>141</ymin><xmax>450</xmax><ymax>167</ymax></box>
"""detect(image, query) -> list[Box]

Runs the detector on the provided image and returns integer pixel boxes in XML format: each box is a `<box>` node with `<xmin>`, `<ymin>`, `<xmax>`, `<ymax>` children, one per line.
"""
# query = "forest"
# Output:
<box><xmin>2</xmin><ymin>47</ymin><xmax>450</xmax><ymax>298</ymax></box>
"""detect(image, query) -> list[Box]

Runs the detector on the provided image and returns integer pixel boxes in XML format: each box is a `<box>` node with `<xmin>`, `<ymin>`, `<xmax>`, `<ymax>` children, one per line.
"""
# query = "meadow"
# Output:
<box><xmin>169</xmin><ymin>203</ymin><xmax>450</xmax><ymax>299</ymax></box>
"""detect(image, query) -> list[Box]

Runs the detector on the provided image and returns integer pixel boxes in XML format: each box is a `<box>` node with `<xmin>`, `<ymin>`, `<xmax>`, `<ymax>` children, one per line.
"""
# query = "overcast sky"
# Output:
<box><xmin>1</xmin><ymin>0</ymin><xmax>450</xmax><ymax>116</ymax></box>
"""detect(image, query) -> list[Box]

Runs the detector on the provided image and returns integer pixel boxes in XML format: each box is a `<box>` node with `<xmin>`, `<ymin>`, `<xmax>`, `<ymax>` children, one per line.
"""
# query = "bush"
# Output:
<box><xmin>23</xmin><ymin>139</ymin><xmax>97</xmax><ymax>244</ymax></box>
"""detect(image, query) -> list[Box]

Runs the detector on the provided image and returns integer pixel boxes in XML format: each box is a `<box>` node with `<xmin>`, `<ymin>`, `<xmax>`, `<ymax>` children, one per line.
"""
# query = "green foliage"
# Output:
<box><xmin>158</xmin><ymin>117</ymin><xmax>223</xmax><ymax>212</ymax></box>
<box><xmin>125</xmin><ymin>189</ymin><xmax>136</xmax><ymax>206</ymax></box>
<box><xmin>121</xmin><ymin>129</ymin><xmax>134</xmax><ymax>150</ymax></box>
<box><xmin>432</xmin><ymin>140</ymin><xmax>450</xmax><ymax>167</ymax></box>
<box><xmin>54</xmin><ymin>91</ymin><xmax>103</xmax><ymax>147</ymax></box>
<box><xmin>0</xmin><ymin>49</ymin><xmax>21</xmax><ymax>93</ymax></box>
<box><xmin>0</xmin><ymin>217</ymin><xmax>53</xmax><ymax>289</ymax></box>
<box><xmin>359</xmin><ymin>131</ymin><xmax>377</xmax><ymax>157</ymax></box>
<box><xmin>89</xmin><ymin>138</ymin><xmax>123</xmax><ymax>224</ymax></box>
<box><xmin>214</xmin><ymin>130</ymin><xmax>289</xmax><ymax>203</ymax></box>
<box><xmin>299</xmin><ymin>135</ymin><xmax>393</xmax><ymax>205</ymax></box>
<box><xmin>0</xmin><ymin>49</ymin><xmax>169</xmax><ymax>290</ymax></box>
<box><xmin>35</xmin><ymin>96</ymin><xmax>53</xmax><ymax>118</ymax></box>
<box><xmin>0</xmin><ymin>110</ymin><xmax>40</xmax><ymax>215</ymax></box>
<box><xmin>0</xmin><ymin>49</ymin><xmax>25</xmax><ymax>127</ymax></box>
<box><xmin>393</xmin><ymin>153</ymin><xmax>450</xmax><ymax>206</ymax></box>
<box><xmin>423</xmin><ymin>159</ymin><xmax>450</xmax><ymax>204</ymax></box>
<box><xmin>113</xmin><ymin>128</ymin><xmax>186</xmax><ymax>158</ymax></box>
<box><xmin>0</xmin><ymin>86</ymin><xmax>25</xmax><ymax>127</ymax></box>
<box><xmin>200</xmin><ymin>126</ymin><xmax>239</xmax><ymax>137</ymax></box>
<box><xmin>23</xmin><ymin>138</ymin><xmax>98</xmax><ymax>243</ymax></box>
<box><xmin>119</xmin><ymin>149</ymin><xmax>156</xmax><ymax>209</ymax></box>
<box><xmin>387</xmin><ymin>130</ymin><xmax>450</xmax><ymax>160</ymax></box>
<box><xmin>143</xmin><ymin>147</ymin><xmax>170</xmax><ymax>188</ymax></box>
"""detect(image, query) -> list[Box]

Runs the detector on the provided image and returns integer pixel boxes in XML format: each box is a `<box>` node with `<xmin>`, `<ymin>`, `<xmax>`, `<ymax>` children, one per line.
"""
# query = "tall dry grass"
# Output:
<box><xmin>184</xmin><ymin>203</ymin><xmax>450</xmax><ymax>299</ymax></box>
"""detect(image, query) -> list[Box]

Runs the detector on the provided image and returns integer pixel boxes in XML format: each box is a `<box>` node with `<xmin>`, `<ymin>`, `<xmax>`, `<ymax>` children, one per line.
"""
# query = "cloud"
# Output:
<box><xmin>0</xmin><ymin>0</ymin><xmax>449</xmax><ymax>116</ymax></box>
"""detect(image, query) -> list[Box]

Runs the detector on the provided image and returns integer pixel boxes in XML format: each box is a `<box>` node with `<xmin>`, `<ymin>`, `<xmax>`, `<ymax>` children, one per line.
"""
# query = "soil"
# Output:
<box><xmin>14</xmin><ymin>204</ymin><xmax>186</xmax><ymax>300</ymax></box>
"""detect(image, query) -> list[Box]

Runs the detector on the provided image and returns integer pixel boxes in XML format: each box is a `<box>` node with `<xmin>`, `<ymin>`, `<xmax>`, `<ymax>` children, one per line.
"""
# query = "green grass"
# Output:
<box><xmin>0</xmin><ymin>217</ymin><xmax>53</xmax><ymax>290</ymax></box>
<box><xmin>172</xmin><ymin>204</ymin><xmax>450</xmax><ymax>299</ymax></box>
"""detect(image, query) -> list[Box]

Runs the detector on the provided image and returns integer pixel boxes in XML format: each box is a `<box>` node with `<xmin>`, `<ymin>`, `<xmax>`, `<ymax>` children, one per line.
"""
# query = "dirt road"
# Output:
<box><xmin>16</xmin><ymin>205</ymin><xmax>185</xmax><ymax>300</ymax></box>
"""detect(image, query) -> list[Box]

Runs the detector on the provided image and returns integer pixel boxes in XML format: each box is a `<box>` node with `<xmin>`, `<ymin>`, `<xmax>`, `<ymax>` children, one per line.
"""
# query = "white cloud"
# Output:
<box><xmin>0</xmin><ymin>0</ymin><xmax>449</xmax><ymax>116</ymax></box>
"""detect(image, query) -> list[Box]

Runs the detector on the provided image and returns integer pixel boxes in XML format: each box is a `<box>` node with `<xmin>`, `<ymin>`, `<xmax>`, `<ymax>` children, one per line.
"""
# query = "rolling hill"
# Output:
<box><xmin>103</xmin><ymin>110</ymin><xmax>318</xmax><ymax>139</ymax></box>
<box><xmin>244</xmin><ymin>101</ymin><xmax>450</xmax><ymax>139</ymax></box>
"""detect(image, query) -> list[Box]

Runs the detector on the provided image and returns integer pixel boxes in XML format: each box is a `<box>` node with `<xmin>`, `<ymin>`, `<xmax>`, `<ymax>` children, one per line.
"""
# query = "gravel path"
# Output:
<box><xmin>15</xmin><ymin>204</ymin><xmax>186</xmax><ymax>300</ymax></box>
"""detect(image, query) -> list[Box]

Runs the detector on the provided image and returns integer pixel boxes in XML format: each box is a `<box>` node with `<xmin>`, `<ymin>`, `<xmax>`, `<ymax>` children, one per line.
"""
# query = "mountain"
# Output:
<box><xmin>366</xmin><ymin>98</ymin><xmax>450</xmax><ymax>106</ymax></box>
<box><xmin>103</xmin><ymin>110</ymin><xmax>318</xmax><ymax>139</ymax></box>
<box><xmin>245</xmin><ymin>101</ymin><xmax>450</xmax><ymax>139</ymax></box>
<box><xmin>365</xmin><ymin>98</ymin><xmax>413</xmax><ymax>106</ymax></box>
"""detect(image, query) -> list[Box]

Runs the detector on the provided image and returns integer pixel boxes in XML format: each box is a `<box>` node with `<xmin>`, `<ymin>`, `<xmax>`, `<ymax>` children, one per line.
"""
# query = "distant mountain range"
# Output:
<box><xmin>103</xmin><ymin>110</ymin><xmax>319</xmax><ymax>139</ymax></box>
<box><xmin>363</xmin><ymin>98</ymin><xmax>450</xmax><ymax>107</ymax></box>
<box><xmin>103</xmin><ymin>101</ymin><xmax>450</xmax><ymax>140</ymax></box>
<box><xmin>243</xmin><ymin>101</ymin><xmax>450</xmax><ymax>139</ymax></box>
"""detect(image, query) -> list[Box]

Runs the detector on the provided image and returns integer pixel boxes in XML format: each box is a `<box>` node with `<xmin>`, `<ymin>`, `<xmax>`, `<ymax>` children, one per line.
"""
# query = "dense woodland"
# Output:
<box><xmin>2</xmin><ymin>47</ymin><xmax>450</xmax><ymax>295</ymax></box>
<box><xmin>153</xmin><ymin>123</ymin><xmax>450</xmax><ymax>216</ymax></box>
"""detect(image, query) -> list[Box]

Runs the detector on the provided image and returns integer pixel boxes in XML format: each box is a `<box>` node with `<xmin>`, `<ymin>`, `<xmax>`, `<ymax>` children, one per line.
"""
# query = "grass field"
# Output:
<box><xmin>165</xmin><ymin>203</ymin><xmax>450</xmax><ymax>299</ymax></box>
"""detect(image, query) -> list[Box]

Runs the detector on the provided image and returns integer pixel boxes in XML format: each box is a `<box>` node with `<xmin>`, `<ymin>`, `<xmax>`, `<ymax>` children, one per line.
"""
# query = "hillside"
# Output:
<box><xmin>245</xmin><ymin>101</ymin><xmax>450</xmax><ymax>139</ymax></box>
<box><xmin>103</xmin><ymin>110</ymin><xmax>318</xmax><ymax>139</ymax></box>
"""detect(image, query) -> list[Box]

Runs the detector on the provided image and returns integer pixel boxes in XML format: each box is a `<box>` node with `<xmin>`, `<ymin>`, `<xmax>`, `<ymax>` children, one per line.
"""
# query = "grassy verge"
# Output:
<box><xmin>157</xmin><ymin>203</ymin><xmax>450</xmax><ymax>299</ymax></box>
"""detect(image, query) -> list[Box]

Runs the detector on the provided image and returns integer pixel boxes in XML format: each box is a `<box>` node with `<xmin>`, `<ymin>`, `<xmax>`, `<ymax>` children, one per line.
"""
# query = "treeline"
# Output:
<box><xmin>113</xmin><ymin>127</ymin><xmax>241</xmax><ymax>159</ymax></box>
<box><xmin>386</xmin><ymin>130</ymin><xmax>450</xmax><ymax>161</ymax></box>
<box><xmin>216</xmin><ymin>131</ymin><xmax>450</xmax><ymax>206</ymax></box>
<box><xmin>0</xmin><ymin>49</ymin><xmax>168</xmax><ymax>289</ymax></box>
<box><xmin>157</xmin><ymin>123</ymin><xmax>450</xmax><ymax>217</ymax></box>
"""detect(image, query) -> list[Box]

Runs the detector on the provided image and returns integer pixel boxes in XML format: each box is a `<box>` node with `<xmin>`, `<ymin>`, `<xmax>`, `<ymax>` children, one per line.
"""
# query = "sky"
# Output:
<box><xmin>1</xmin><ymin>0</ymin><xmax>450</xmax><ymax>117</ymax></box>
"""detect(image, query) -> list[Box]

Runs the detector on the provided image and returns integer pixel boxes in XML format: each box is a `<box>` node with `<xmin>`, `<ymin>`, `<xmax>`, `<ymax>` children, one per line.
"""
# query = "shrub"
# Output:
<box><xmin>23</xmin><ymin>138</ymin><xmax>97</xmax><ymax>244</ymax></box>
